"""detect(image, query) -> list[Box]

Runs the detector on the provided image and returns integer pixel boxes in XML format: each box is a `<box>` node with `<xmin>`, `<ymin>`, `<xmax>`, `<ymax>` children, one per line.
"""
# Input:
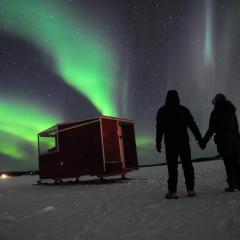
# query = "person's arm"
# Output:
<box><xmin>186</xmin><ymin>108</ymin><xmax>206</xmax><ymax>149</ymax></box>
<box><xmin>203</xmin><ymin>111</ymin><xmax>215</xmax><ymax>144</ymax></box>
<box><xmin>186</xmin><ymin>109</ymin><xmax>202</xmax><ymax>141</ymax></box>
<box><xmin>156</xmin><ymin>109</ymin><xmax>164</xmax><ymax>152</ymax></box>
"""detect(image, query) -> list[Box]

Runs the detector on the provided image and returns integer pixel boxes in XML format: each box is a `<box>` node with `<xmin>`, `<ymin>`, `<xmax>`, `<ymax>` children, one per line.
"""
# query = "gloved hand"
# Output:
<box><xmin>198</xmin><ymin>139</ymin><xmax>206</xmax><ymax>150</ymax></box>
<box><xmin>156</xmin><ymin>142</ymin><xmax>161</xmax><ymax>153</ymax></box>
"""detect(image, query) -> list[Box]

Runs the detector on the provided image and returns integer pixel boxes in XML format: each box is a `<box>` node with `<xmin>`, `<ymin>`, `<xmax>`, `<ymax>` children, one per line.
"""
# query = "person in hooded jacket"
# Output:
<box><xmin>156</xmin><ymin>90</ymin><xmax>204</xmax><ymax>199</ymax></box>
<box><xmin>203</xmin><ymin>94</ymin><xmax>240</xmax><ymax>192</ymax></box>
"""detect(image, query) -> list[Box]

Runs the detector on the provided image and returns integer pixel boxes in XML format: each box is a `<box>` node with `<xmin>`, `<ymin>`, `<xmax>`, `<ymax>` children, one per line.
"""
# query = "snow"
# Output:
<box><xmin>1</xmin><ymin>160</ymin><xmax>240</xmax><ymax>240</ymax></box>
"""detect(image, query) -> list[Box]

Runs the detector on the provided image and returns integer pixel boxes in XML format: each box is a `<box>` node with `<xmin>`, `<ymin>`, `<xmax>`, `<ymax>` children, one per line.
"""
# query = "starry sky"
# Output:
<box><xmin>1</xmin><ymin>0</ymin><xmax>240</xmax><ymax>171</ymax></box>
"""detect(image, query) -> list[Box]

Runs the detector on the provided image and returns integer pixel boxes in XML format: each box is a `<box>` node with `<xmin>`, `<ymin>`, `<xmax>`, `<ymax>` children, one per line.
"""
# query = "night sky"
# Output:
<box><xmin>1</xmin><ymin>0</ymin><xmax>240</xmax><ymax>171</ymax></box>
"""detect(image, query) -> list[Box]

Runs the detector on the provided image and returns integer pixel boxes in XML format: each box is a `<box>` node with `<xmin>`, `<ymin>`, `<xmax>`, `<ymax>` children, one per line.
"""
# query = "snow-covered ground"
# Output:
<box><xmin>1</xmin><ymin>160</ymin><xmax>240</xmax><ymax>240</ymax></box>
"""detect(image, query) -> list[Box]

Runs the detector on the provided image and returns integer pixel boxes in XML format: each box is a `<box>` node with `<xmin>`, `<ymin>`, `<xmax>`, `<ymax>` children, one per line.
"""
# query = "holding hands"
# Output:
<box><xmin>198</xmin><ymin>139</ymin><xmax>206</xmax><ymax>150</ymax></box>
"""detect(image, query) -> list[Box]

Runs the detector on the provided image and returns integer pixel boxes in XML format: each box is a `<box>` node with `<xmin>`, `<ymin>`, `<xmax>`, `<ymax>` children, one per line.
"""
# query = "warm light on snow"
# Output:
<box><xmin>0</xmin><ymin>173</ymin><xmax>9</xmax><ymax>179</ymax></box>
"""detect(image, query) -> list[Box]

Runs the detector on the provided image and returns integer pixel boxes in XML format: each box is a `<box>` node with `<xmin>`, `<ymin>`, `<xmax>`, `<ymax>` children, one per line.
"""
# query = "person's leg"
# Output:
<box><xmin>225</xmin><ymin>150</ymin><xmax>240</xmax><ymax>189</ymax></box>
<box><xmin>235</xmin><ymin>149</ymin><xmax>240</xmax><ymax>188</ymax></box>
<box><xmin>221</xmin><ymin>152</ymin><xmax>236</xmax><ymax>189</ymax></box>
<box><xmin>179</xmin><ymin>144</ymin><xmax>195</xmax><ymax>192</ymax></box>
<box><xmin>166</xmin><ymin>148</ymin><xmax>179</xmax><ymax>193</ymax></box>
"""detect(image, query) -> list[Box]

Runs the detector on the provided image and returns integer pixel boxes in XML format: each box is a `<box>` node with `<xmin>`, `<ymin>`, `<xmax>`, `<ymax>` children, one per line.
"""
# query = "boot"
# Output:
<box><xmin>165</xmin><ymin>192</ymin><xmax>179</xmax><ymax>199</ymax></box>
<box><xmin>187</xmin><ymin>190</ymin><xmax>197</xmax><ymax>197</ymax></box>
<box><xmin>224</xmin><ymin>187</ymin><xmax>240</xmax><ymax>192</ymax></box>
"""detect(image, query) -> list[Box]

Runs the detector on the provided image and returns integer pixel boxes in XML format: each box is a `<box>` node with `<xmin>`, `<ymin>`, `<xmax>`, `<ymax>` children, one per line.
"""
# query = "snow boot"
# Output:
<box><xmin>224</xmin><ymin>187</ymin><xmax>240</xmax><ymax>192</ymax></box>
<box><xmin>165</xmin><ymin>192</ymin><xmax>179</xmax><ymax>199</ymax></box>
<box><xmin>187</xmin><ymin>191</ymin><xmax>197</xmax><ymax>197</ymax></box>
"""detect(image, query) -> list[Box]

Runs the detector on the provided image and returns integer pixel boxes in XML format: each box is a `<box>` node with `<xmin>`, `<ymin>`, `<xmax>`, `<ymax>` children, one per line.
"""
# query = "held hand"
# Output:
<box><xmin>198</xmin><ymin>140</ymin><xmax>206</xmax><ymax>150</ymax></box>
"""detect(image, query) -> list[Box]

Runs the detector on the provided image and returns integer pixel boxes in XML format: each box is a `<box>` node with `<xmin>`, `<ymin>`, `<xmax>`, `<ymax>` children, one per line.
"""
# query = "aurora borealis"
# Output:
<box><xmin>0</xmin><ymin>98</ymin><xmax>60</xmax><ymax>161</ymax></box>
<box><xmin>1</xmin><ymin>0</ymin><xmax>240</xmax><ymax>171</ymax></box>
<box><xmin>204</xmin><ymin>0</ymin><xmax>214</xmax><ymax>67</ymax></box>
<box><xmin>0</xmin><ymin>0</ymin><xmax>118</xmax><ymax>116</ymax></box>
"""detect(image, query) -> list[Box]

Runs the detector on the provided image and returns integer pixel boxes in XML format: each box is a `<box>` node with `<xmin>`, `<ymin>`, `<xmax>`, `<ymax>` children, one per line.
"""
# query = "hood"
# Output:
<box><xmin>212</xmin><ymin>93</ymin><xmax>226</xmax><ymax>105</ymax></box>
<box><xmin>165</xmin><ymin>90</ymin><xmax>180</xmax><ymax>106</ymax></box>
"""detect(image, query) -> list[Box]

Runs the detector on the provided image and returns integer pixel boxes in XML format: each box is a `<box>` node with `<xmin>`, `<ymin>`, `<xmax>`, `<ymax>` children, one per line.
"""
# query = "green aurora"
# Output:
<box><xmin>0</xmin><ymin>99</ymin><xmax>60</xmax><ymax>159</ymax></box>
<box><xmin>0</xmin><ymin>0</ymin><xmax>118</xmax><ymax>116</ymax></box>
<box><xmin>136</xmin><ymin>136</ymin><xmax>154</xmax><ymax>148</ymax></box>
<box><xmin>0</xmin><ymin>0</ymin><xmax>119</xmax><ymax>162</ymax></box>
<box><xmin>0</xmin><ymin>137</ymin><xmax>26</xmax><ymax>160</ymax></box>
<box><xmin>204</xmin><ymin>0</ymin><xmax>214</xmax><ymax>67</ymax></box>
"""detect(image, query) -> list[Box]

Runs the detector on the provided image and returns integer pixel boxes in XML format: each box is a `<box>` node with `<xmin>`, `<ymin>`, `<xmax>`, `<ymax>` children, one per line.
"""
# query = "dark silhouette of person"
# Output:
<box><xmin>203</xmin><ymin>94</ymin><xmax>240</xmax><ymax>192</ymax></box>
<box><xmin>156</xmin><ymin>90</ymin><xmax>204</xmax><ymax>199</ymax></box>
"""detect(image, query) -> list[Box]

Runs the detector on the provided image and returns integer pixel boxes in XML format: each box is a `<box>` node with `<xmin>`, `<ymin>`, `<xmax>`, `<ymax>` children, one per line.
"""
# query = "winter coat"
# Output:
<box><xmin>156</xmin><ymin>104</ymin><xmax>202</xmax><ymax>148</ymax></box>
<box><xmin>204</xmin><ymin>100</ymin><xmax>240</xmax><ymax>154</ymax></box>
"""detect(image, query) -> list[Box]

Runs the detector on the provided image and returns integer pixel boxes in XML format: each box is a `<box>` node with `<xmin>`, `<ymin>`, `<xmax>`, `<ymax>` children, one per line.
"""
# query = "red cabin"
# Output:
<box><xmin>38</xmin><ymin>116</ymin><xmax>138</xmax><ymax>182</ymax></box>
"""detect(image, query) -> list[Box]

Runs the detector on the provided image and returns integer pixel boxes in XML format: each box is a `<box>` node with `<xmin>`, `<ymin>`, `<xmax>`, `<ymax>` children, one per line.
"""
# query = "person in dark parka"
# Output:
<box><xmin>203</xmin><ymin>94</ymin><xmax>240</xmax><ymax>192</ymax></box>
<box><xmin>156</xmin><ymin>90</ymin><xmax>204</xmax><ymax>199</ymax></box>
